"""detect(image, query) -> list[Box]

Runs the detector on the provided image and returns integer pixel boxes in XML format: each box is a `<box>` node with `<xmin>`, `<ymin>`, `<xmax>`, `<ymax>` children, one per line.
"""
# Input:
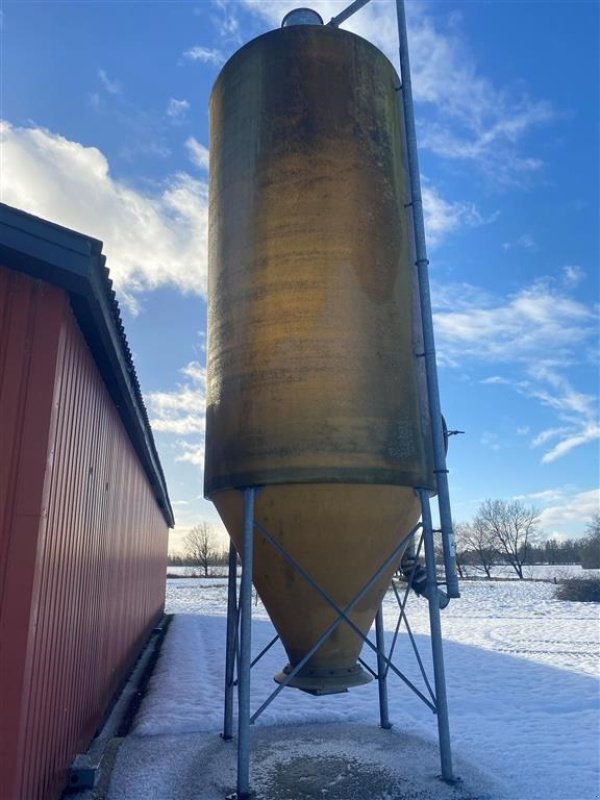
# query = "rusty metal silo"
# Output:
<box><xmin>204</xmin><ymin>20</ymin><xmax>434</xmax><ymax>694</ymax></box>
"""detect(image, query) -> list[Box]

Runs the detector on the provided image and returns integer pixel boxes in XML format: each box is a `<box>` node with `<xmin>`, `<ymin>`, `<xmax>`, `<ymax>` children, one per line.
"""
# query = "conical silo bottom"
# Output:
<box><xmin>213</xmin><ymin>484</ymin><xmax>420</xmax><ymax>694</ymax></box>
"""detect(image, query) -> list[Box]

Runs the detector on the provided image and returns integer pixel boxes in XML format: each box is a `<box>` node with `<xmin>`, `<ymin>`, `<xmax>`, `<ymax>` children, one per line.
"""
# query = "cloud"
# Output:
<box><xmin>185</xmin><ymin>137</ymin><xmax>210</xmax><ymax>171</ymax></box>
<box><xmin>540</xmin><ymin>425</ymin><xmax>600</xmax><ymax>464</ymax></box>
<box><xmin>145</xmin><ymin>361</ymin><xmax>207</xmax><ymax>472</ymax></box>
<box><xmin>531</xmin><ymin>427</ymin><xmax>571</xmax><ymax>448</ymax></box>
<box><xmin>513</xmin><ymin>488</ymin><xmax>570</xmax><ymax>503</ymax></box>
<box><xmin>480</xmin><ymin>376</ymin><xmax>511</xmax><ymax>386</ymax></box>
<box><xmin>146</xmin><ymin>362</ymin><xmax>206</xmax><ymax>436</ymax></box>
<box><xmin>182</xmin><ymin>45</ymin><xmax>224</xmax><ymax>65</ymax></box>
<box><xmin>175</xmin><ymin>441</ymin><xmax>206</xmax><ymax>467</ymax></box>
<box><xmin>205</xmin><ymin>0</ymin><xmax>241</xmax><ymax>41</ymax></box>
<box><xmin>0</xmin><ymin>121</ymin><xmax>208</xmax><ymax>307</ymax></box>
<box><xmin>422</xmin><ymin>184</ymin><xmax>493</xmax><ymax>246</ymax></box>
<box><xmin>480</xmin><ymin>431</ymin><xmax>502</xmax><ymax>451</ymax></box>
<box><xmin>434</xmin><ymin>280</ymin><xmax>596</xmax><ymax>366</ymax></box>
<box><xmin>166</xmin><ymin>98</ymin><xmax>190</xmax><ymax>124</ymax></box>
<box><xmin>435</xmin><ymin>279</ymin><xmax>598</xmax><ymax>463</ymax></box>
<box><xmin>521</xmin><ymin>366</ymin><xmax>599</xmax><ymax>462</ymax></box>
<box><xmin>502</xmin><ymin>234</ymin><xmax>537</xmax><ymax>252</ymax></box>
<box><xmin>538</xmin><ymin>489</ymin><xmax>600</xmax><ymax>532</ymax></box>
<box><xmin>98</xmin><ymin>68</ymin><xmax>122</xmax><ymax>95</ymax></box>
<box><xmin>562</xmin><ymin>265</ymin><xmax>585</xmax><ymax>287</ymax></box>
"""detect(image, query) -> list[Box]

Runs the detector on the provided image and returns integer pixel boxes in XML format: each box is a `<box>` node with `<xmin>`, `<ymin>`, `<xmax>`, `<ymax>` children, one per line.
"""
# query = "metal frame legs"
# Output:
<box><xmin>222</xmin><ymin>486</ymin><xmax>455</xmax><ymax>798</ymax></box>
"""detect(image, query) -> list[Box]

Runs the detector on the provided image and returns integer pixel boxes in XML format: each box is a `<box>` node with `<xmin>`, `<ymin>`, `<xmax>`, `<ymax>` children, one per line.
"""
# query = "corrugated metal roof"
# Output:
<box><xmin>0</xmin><ymin>202</ymin><xmax>174</xmax><ymax>527</ymax></box>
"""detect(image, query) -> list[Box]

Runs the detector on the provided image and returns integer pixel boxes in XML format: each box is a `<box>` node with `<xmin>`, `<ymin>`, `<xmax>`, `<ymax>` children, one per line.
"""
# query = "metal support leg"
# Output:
<box><xmin>223</xmin><ymin>540</ymin><xmax>238</xmax><ymax>741</ymax></box>
<box><xmin>420</xmin><ymin>490</ymin><xmax>454</xmax><ymax>782</ymax></box>
<box><xmin>237</xmin><ymin>488</ymin><xmax>256</xmax><ymax>799</ymax></box>
<box><xmin>375</xmin><ymin>605</ymin><xmax>391</xmax><ymax>729</ymax></box>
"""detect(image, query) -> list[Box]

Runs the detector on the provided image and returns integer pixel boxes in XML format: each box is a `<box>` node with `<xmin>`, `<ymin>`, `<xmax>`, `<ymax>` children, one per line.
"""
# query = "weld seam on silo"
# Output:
<box><xmin>419</xmin><ymin>489</ymin><xmax>454</xmax><ymax>782</ymax></box>
<box><xmin>251</xmin><ymin>521</ymin><xmax>436</xmax><ymax>716</ymax></box>
<box><xmin>395</xmin><ymin>0</ymin><xmax>460</xmax><ymax>600</ymax></box>
<box><xmin>237</xmin><ymin>488</ymin><xmax>256</xmax><ymax>800</ymax></box>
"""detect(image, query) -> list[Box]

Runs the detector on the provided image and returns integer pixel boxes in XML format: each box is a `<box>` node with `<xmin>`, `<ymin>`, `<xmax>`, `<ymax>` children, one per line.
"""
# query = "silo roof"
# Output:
<box><xmin>0</xmin><ymin>202</ymin><xmax>174</xmax><ymax>527</ymax></box>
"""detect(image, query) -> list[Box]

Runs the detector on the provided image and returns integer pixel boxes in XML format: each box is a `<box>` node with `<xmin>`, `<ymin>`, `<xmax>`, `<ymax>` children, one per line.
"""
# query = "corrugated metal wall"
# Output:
<box><xmin>0</xmin><ymin>266</ymin><xmax>169</xmax><ymax>800</ymax></box>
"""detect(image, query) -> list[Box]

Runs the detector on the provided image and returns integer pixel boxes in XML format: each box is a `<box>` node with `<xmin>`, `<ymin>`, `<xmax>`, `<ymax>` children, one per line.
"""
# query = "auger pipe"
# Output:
<box><xmin>395</xmin><ymin>0</ymin><xmax>459</xmax><ymax>599</ymax></box>
<box><xmin>327</xmin><ymin>0</ymin><xmax>372</xmax><ymax>27</ymax></box>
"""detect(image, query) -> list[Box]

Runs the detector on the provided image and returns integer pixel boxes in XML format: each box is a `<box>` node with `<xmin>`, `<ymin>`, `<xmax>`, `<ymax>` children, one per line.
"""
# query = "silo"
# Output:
<box><xmin>205</xmin><ymin>16</ymin><xmax>435</xmax><ymax>694</ymax></box>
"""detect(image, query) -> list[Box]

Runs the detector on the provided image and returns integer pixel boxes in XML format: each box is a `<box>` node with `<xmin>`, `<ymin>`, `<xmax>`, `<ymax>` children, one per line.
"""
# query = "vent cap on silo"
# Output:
<box><xmin>281</xmin><ymin>8</ymin><xmax>324</xmax><ymax>27</ymax></box>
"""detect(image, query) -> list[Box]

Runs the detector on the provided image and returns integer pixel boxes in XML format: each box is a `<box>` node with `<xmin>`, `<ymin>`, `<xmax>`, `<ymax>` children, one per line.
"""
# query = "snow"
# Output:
<box><xmin>107</xmin><ymin>567</ymin><xmax>600</xmax><ymax>800</ymax></box>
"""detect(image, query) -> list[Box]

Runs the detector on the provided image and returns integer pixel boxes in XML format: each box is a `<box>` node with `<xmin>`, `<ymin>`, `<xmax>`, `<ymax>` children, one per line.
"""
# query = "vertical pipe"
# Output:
<box><xmin>419</xmin><ymin>490</ymin><xmax>454</xmax><ymax>782</ymax></box>
<box><xmin>375</xmin><ymin>605</ymin><xmax>391</xmax><ymax>729</ymax></box>
<box><xmin>237</xmin><ymin>488</ymin><xmax>255</xmax><ymax>799</ymax></box>
<box><xmin>223</xmin><ymin>540</ymin><xmax>238</xmax><ymax>741</ymax></box>
<box><xmin>395</xmin><ymin>0</ymin><xmax>459</xmax><ymax>599</ymax></box>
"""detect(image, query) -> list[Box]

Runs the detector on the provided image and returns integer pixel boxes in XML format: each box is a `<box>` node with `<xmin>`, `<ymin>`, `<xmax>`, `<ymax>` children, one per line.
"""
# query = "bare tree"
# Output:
<box><xmin>474</xmin><ymin>499</ymin><xmax>539</xmax><ymax>579</ymax></box>
<box><xmin>455</xmin><ymin>521</ymin><xmax>496</xmax><ymax>578</ymax></box>
<box><xmin>184</xmin><ymin>523</ymin><xmax>216</xmax><ymax>577</ymax></box>
<box><xmin>581</xmin><ymin>513</ymin><xmax>600</xmax><ymax>569</ymax></box>
<box><xmin>585</xmin><ymin>513</ymin><xmax>600</xmax><ymax>538</ymax></box>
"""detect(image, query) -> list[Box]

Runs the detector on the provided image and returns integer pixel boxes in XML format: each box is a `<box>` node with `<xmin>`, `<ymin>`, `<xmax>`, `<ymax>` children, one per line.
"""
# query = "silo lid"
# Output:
<box><xmin>281</xmin><ymin>8</ymin><xmax>324</xmax><ymax>27</ymax></box>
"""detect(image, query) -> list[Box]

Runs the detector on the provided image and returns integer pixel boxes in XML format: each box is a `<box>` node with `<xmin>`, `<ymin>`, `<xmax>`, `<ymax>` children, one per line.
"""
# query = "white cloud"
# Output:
<box><xmin>531</xmin><ymin>427</ymin><xmax>571</xmax><ymax>448</ymax></box>
<box><xmin>481</xmin><ymin>376</ymin><xmax>510</xmax><ymax>386</ymax></box>
<box><xmin>434</xmin><ymin>279</ymin><xmax>598</xmax><ymax>463</ymax></box>
<box><xmin>538</xmin><ymin>489</ymin><xmax>600</xmax><ymax>531</ymax></box>
<box><xmin>434</xmin><ymin>280</ymin><xmax>595</xmax><ymax>366</ymax></box>
<box><xmin>540</xmin><ymin>425</ymin><xmax>600</xmax><ymax>464</ymax></box>
<box><xmin>480</xmin><ymin>431</ymin><xmax>502</xmax><ymax>451</ymax></box>
<box><xmin>185</xmin><ymin>137</ymin><xmax>210</xmax><ymax>171</ymax></box>
<box><xmin>205</xmin><ymin>0</ymin><xmax>241</xmax><ymax>41</ymax></box>
<box><xmin>513</xmin><ymin>488</ymin><xmax>571</xmax><ymax>503</ymax></box>
<box><xmin>146</xmin><ymin>362</ymin><xmax>206</xmax><ymax>436</ymax></box>
<box><xmin>0</xmin><ymin>122</ymin><xmax>208</xmax><ymax>306</ymax></box>
<box><xmin>422</xmin><ymin>184</ymin><xmax>492</xmax><ymax>247</ymax></box>
<box><xmin>175</xmin><ymin>441</ymin><xmax>206</xmax><ymax>467</ymax></box>
<box><xmin>562</xmin><ymin>265</ymin><xmax>585</xmax><ymax>287</ymax></box>
<box><xmin>502</xmin><ymin>234</ymin><xmax>538</xmax><ymax>252</ymax></box>
<box><xmin>182</xmin><ymin>45</ymin><xmax>224</xmax><ymax>65</ymax></box>
<box><xmin>166</xmin><ymin>98</ymin><xmax>190</xmax><ymax>124</ymax></box>
<box><xmin>146</xmin><ymin>361</ymin><xmax>206</xmax><ymax>471</ymax></box>
<box><xmin>98</xmin><ymin>68</ymin><xmax>122</xmax><ymax>95</ymax></box>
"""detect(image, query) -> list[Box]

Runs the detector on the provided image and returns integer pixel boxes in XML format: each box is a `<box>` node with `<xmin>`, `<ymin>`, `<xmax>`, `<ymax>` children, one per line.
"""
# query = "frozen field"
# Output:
<box><xmin>109</xmin><ymin>568</ymin><xmax>599</xmax><ymax>799</ymax></box>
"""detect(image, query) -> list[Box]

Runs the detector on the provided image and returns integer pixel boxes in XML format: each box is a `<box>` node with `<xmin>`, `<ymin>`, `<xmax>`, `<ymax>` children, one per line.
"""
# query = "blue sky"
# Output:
<box><xmin>2</xmin><ymin>0</ymin><xmax>598</xmax><ymax>550</ymax></box>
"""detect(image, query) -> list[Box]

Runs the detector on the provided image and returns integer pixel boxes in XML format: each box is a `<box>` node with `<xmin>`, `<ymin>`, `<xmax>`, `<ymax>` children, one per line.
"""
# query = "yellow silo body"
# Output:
<box><xmin>205</xmin><ymin>23</ymin><xmax>434</xmax><ymax>694</ymax></box>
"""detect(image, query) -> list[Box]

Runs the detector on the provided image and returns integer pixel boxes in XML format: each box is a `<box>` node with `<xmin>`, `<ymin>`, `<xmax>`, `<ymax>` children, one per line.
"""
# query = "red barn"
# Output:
<box><xmin>0</xmin><ymin>203</ymin><xmax>174</xmax><ymax>799</ymax></box>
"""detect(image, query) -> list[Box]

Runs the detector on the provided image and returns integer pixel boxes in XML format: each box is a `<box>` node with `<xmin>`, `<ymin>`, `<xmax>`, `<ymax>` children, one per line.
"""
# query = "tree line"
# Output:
<box><xmin>169</xmin><ymin>505</ymin><xmax>600</xmax><ymax>580</ymax></box>
<box><xmin>452</xmin><ymin>501</ymin><xmax>599</xmax><ymax>579</ymax></box>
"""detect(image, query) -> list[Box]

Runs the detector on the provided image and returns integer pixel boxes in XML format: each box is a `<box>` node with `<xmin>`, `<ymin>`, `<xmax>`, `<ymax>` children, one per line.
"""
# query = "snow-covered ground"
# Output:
<box><xmin>110</xmin><ymin>567</ymin><xmax>599</xmax><ymax>799</ymax></box>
